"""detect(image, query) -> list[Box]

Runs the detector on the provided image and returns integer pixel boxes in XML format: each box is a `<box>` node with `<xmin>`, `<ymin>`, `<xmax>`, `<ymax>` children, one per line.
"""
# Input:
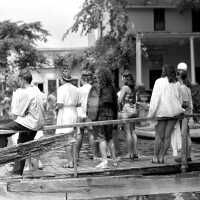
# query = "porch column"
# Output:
<box><xmin>190</xmin><ymin>36</ymin><xmax>196</xmax><ymax>84</ymax></box>
<box><xmin>136</xmin><ymin>34</ymin><xmax>142</xmax><ymax>85</ymax></box>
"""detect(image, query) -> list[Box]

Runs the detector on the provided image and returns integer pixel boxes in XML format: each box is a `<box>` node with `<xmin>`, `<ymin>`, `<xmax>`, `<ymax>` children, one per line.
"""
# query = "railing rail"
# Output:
<box><xmin>42</xmin><ymin>114</ymin><xmax>199</xmax><ymax>131</ymax></box>
<box><xmin>0</xmin><ymin>113</ymin><xmax>200</xmax><ymax>176</ymax></box>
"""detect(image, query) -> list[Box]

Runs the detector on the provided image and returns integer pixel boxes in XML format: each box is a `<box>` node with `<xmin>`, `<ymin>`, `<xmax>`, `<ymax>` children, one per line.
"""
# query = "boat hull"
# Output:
<box><xmin>135</xmin><ymin>126</ymin><xmax>200</xmax><ymax>142</ymax></box>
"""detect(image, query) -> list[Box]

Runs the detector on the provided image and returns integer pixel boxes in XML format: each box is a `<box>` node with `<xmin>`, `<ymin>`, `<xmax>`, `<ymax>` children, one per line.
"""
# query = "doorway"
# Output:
<box><xmin>149</xmin><ymin>69</ymin><xmax>162</xmax><ymax>89</ymax></box>
<box><xmin>196</xmin><ymin>67</ymin><xmax>200</xmax><ymax>84</ymax></box>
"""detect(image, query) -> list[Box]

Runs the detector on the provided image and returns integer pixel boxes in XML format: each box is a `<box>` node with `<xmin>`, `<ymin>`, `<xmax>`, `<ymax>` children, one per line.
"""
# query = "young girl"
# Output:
<box><xmin>93</xmin><ymin>67</ymin><xmax>118</xmax><ymax>169</ymax></box>
<box><xmin>118</xmin><ymin>71</ymin><xmax>138</xmax><ymax>160</ymax></box>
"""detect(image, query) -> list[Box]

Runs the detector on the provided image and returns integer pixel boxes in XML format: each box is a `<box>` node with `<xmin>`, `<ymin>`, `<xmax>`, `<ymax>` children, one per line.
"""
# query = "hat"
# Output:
<box><xmin>177</xmin><ymin>62</ymin><xmax>187</xmax><ymax>71</ymax></box>
<box><xmin>62</xmin><ymin>70</ymin><xmax>72</xmax><ymax>81</ymax></box>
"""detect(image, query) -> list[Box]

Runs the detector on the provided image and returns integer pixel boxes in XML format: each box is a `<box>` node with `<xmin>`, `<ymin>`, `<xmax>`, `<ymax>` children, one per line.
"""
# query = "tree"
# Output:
<box><xmin>0</xmin><ymin>20</ymin><xmax>50</xmax><ymax>70</ymax></box>
<box><xmin>177</xmin><ymin>0</ymin><xmax>200</xmax><ymax>13</ymax></box>
<box><xmin>63</xmin><ymin>0</ymin><xmax>129</xmax><ymax>39</ymax></box>
<box><xmin>63</xmin><ymin>0</ymin><xmax>136</xmax><ymax>71</ymax></box>
<box><xmin>54</xmin><ymin>51</ymin><xmax>84</xmax><ymax>70</ymax></box>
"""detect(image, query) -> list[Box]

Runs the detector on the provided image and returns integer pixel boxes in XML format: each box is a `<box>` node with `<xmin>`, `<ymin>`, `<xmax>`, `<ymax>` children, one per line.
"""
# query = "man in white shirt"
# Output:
<box><xmin>0</xmin><ymin>69</ymin><xmax>45</xmax><ymax>175</ymax></box>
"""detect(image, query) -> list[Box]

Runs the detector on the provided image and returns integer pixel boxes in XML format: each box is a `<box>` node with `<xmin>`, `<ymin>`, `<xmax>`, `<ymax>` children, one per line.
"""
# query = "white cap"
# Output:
<box><xmin>177</xmin><ymin>62</ymin><xmax>187</xmax><ymax>71</ymax></box>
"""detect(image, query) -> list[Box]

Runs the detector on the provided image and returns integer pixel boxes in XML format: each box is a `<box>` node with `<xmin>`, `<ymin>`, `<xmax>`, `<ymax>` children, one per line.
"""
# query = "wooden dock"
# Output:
<box><xmin>0</xmin><ymin>116</ymin><xmax>199</xmax><ymax>199</ymax></box>
<box><xmin>0</xmin><ymin>138</ymin><xmax>200</xmax><ymax>200</ymax></box>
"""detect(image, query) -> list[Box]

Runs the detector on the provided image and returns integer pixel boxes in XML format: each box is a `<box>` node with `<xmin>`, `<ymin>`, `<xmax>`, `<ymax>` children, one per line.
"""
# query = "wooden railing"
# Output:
<box><xmin>0</xmin><ymin>114</ymin><xmax>199</xmax><ymax>176</ymax></box>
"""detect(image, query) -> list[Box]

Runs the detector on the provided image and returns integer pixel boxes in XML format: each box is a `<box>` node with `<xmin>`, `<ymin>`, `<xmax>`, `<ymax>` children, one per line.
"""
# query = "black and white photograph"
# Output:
<box><xmin>0</xmin><ymin>0</ymin><xmax>200</xmax><ymax>199</ymax></box>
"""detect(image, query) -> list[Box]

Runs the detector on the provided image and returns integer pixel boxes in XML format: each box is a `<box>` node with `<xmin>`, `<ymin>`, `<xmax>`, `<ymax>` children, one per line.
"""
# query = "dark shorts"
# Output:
<box><xmin>77</xmin><ymin>117</ymin><xmax>92</xmax><ymax>136</ymax></box>
<box><xmin>94</xmin><ymin>116</ymin><xmax>114</xmax><ymax>142</ymax></box>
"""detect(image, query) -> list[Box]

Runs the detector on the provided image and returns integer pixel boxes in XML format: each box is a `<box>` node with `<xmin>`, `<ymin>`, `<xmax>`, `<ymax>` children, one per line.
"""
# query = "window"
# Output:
<box><xmin>192</xmin><ymin>8</ymin><xmax>200</xmax><ymax>32</ymax></box>
<box><xmin>154</xmin><ymin>9</ymin><xmax>165</xmax><ymax>31</ymax></box>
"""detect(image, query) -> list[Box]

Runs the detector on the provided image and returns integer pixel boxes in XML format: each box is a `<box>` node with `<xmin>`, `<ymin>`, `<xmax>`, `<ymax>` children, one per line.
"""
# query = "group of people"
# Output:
<box><xmin>56</xmin><ymin>67</ymin><xmax>141</xmax><ymax>169</ymax></box>
<box><xmin>0</xmin><ymin>61</ymin><xmax>193</xmax><ymax>175</ymax></box>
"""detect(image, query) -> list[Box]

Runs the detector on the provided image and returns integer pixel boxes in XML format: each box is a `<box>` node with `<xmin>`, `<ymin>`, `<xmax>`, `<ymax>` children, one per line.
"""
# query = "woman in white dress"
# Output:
<box><xmin>56</xmin><ymin>69</ymin><xmax>79</xmax><ymax>168</ymax></box>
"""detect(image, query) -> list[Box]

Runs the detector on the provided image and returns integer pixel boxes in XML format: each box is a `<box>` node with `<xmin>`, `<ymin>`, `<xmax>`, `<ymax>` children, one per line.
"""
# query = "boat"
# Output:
<box><xmin>135</xmin><ymin>123</ymin><xmax>200</xmax><ymax>141</ymax></box>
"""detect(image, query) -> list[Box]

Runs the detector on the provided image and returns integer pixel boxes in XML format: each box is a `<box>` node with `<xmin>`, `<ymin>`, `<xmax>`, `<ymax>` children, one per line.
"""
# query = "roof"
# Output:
<box><xmin>127</xmin><ymin>0</ymin><xmax>189</xmax><ymax>8</ymax></box>
<box><xmin>37</xmin><ymin>47</ymin><xmax>86</xmax><ymax>53</ymax></box>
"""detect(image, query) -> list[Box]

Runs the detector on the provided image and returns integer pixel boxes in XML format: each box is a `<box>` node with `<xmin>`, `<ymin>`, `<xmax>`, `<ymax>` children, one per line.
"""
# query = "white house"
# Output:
<box><xmin>32</xmin><ymin>47</ymin><xmax>86</xmax><ymax>94</ymax></box>
<box><xmin>126</xmin><ymin>0</ymin><xmax>200</xmax><ymax>89</ymax></box>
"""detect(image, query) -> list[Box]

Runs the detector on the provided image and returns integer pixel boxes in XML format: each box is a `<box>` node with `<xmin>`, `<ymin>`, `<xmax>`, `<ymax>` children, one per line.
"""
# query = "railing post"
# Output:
<box><xmin>73</xmin><ymin>127</ymin><xmax>78</xmax><ymax>177</ymax></box>
<box><xmin>181</xmin><ymin>116</ymin><xmax>188</xmax><ymax>173</ymax></box>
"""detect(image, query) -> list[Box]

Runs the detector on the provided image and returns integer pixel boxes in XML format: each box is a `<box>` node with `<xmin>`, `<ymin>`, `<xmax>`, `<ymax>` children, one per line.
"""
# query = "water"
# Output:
<box><xmin>80</xmin><ymin>132</ymin><xmax>200</xmax><ymax>200</ymax></box>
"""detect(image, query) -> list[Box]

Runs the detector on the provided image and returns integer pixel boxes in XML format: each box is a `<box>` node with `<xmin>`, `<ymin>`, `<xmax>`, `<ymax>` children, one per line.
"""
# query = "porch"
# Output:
<box><xmin>134</xmin><ymin>32</ymin><xmax>200</xmax><ymax>89</ymax></box>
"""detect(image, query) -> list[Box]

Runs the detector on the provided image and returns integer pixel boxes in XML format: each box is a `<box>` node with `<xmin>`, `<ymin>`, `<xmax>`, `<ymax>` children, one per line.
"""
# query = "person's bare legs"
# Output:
<box><xmin>88</xmin><ymin>130</ymin><xmax>99</xmax><ymax>159</ymax></box>
<box><xmin>108</xmin><ymin>139</ymin><xmax>118</xmax><ymax>166</ymax></box>
<box><xmin>96</xmin><ymin>140</ymin><xmax>108</xmax><ymax>168</ymax></box>
<box><xmin>76</xmin><ymin>128</ymin><xmax>84</xmax><ymax>159</ymax></box>
<box><xmin>64</xmin><ymin>132</ymin><xmax>74</xmax><ymax>168</ymax></box>
<box><xmin>152</xmin><ymin>121</ymin><xmax>165</xmax><ymax>163</ymax></box>
<box><xmin>124</xmin><ymin>123</ymin><xmax>134</xmax><ymax>158</ymax></box>
<box><xmin>160</xmin><ymin>119</ymin><xmax>177</xmax><ymax>163</ymax></box>
<box><xmin>99</xmin><ymin>140</ymin><xmax>107</xmax><ymax>160</ymax></box>
<box><xmin>112</xmin><ymin>126</ymin><xmax>119</xmax><ymax>156</ymax></box>
<box><xmin>64</xmin><ymin>145</ymin><xmax>74</xmax><ymax>168</ymax></box>
<box><xmin>132</xmin><ymin>130</ymin><xmax>138</xmax><ymax>158</ymax></box>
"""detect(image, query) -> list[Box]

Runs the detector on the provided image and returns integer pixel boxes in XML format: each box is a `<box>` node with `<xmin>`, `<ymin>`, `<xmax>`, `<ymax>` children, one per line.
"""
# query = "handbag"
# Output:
<box><xmin>119</xmin><ymin>103</ymin><xmax>138</xmax><ymax>119</ymax></box>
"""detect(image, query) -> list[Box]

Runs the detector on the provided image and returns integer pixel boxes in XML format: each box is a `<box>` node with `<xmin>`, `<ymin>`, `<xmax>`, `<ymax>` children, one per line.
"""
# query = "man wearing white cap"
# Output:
<box><xmin>174</xmin><ymin>62</ymin><xmax>193</xmax><ymax>162</ymax></box>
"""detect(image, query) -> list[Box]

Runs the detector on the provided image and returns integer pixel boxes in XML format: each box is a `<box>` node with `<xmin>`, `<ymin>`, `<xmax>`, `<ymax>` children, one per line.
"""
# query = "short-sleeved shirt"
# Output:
<box><xmin>56</xmin><ymin>82</ymin><xmax>79</xmax><ymax>134</ymax></box>
<box><xmin>14</xmin><ymin>85</ymin><xmax>45</xmax><ymax>130</ymax></box>
<box><xmin>179</xmin><ymin>83</ymin><xmax>193</xmax><ymax>115</ymax></box>
<box><xmin>11</xmin><ymin>88</ymin><xmax>23</xmax><ymax>115</ymax></box>
<box><xmin>77</xmin><ymin>83</ymin><xmax>92</xmax><ymax>118</ymax></box>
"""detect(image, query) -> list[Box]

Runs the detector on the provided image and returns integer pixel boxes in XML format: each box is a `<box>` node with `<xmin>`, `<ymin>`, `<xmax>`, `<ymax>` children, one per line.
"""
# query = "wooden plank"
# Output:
<box><xmin>42</xmin><ymin>114</ymin><xmax>199</xmax><ymax>131</ymax></box>
<box><xmin>0</xmin><ymin>130</ymin><xmax>18</xmax><ymax>135</ymax></box>
<box><xmin>1</xmin><ymin>192</ymin><xmax>65</xmax><ymax>200</ymax></box>
<box><xmin>7</xmin><ymin>173</ymin><xmax>200</xmax><ymax>199</ymax></box>
<box><xmin>0</xmin><ymin>131</ymin><xmax>75</xmax><ymax>165</ymax></box>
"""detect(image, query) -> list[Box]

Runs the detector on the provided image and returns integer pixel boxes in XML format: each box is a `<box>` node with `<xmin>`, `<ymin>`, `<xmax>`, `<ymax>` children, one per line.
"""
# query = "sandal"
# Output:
<box><xmin>96</xmin><ymin>160</ymin><xmax>108</xmax><ymax>169</ymax></box>
<box><xmin>63</xmin><ymin>161</ymin><xmax>74</xmax><ymax>168</ymax></box>
<box><xmin>112</xmin><ymin>160</ymin><xmax>118</xmax><ymax>167</ymax></box>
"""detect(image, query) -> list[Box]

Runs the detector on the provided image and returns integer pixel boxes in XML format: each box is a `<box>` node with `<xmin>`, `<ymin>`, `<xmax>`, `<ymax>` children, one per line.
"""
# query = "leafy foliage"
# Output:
<box><xmin>54</xmin><ymin>51</ymin><xmax>84</xmax><ymax>70</ymax></box>
<box><xmin>63</xmin><ymin>0</ymin><xmax>136</xmax><ymax>71</ymax></box>
<box><xmin>63</xmin><ymin>0</ymin><xmax>129</xmax><ymax>39</ymax></box>
<box><xmin>0</xmin><ymin>20</ymin><xmax>50</xmax><ymax>69</ymax></box>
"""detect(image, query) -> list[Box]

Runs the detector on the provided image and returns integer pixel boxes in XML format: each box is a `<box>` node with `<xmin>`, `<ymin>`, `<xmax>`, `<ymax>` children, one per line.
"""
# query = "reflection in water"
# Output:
<box><xmin>174</xmin><ymin>193</ymin><xmax>184</xmax><ymax>200</ymax></box>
